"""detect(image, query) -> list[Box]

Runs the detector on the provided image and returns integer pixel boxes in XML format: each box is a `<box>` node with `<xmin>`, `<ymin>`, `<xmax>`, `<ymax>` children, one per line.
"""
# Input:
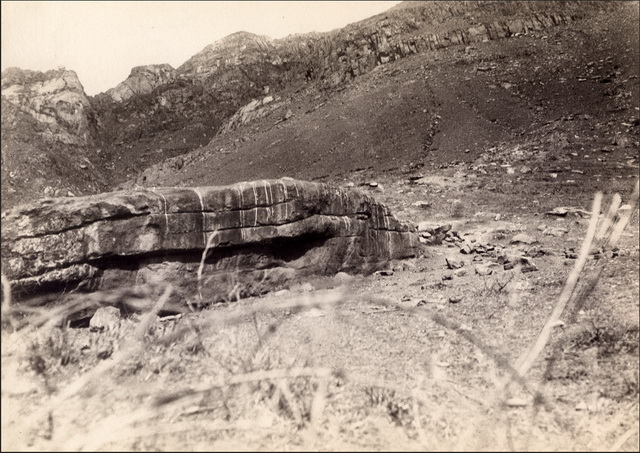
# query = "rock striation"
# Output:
<box><xmin>2</xmin><ymin>179</ymin><xmax>419</xmax><ymax>305</ymax></box>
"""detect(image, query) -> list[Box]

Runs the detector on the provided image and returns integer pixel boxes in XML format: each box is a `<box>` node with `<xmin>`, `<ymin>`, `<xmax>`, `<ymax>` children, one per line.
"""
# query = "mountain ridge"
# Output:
<box><xmin>1</xmin><ymin>1</ymin><xmax>628</xmax><ymax>210</ymax></box>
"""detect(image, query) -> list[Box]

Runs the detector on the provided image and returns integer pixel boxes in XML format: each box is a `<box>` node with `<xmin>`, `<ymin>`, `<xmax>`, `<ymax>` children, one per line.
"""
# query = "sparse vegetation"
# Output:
<box><xmin>2</xmin><ymin>1</ymin><xmax>639</xmax><ymax>451</ymax></box>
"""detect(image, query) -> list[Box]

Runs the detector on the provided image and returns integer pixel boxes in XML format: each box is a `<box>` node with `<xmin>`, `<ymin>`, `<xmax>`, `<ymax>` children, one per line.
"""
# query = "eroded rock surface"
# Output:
<box><xmin>2</xmin><ymin>179</ymin><xmax>419</xmax><ymax>305</ymax></box>
<box><xmin>106</xmin><ymin>64</ymin><xmax>178</xmax><ymax>103</ymax></box>
<box><xmin>1</xmin><ymin>67</ymin><xmax>93</xmax><ymax>146</ymax></box>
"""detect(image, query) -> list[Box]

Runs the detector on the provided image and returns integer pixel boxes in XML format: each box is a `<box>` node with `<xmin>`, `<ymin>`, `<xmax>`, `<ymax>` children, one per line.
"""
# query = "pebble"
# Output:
<box><xmin>505</xmin><ymin>398</ymin><xmax>530</xmax><ymax>408</ymax></box>
<box><xmin>511</xmin><ymin>233</ymin><xmax>538</xmax><ymax>245</ymax></box>
<box><xmin>446</xmin><ymin>258</ymin><xmax>464</xmax><ymax>269</ymax></box>
<box><xmin>453</xmin><ymin>268</ymin><xmax>467</xmax><ymax>277</ymax></box>
<box><xmin>376</xmin><ymin>269</ymin><xmax>394</xmax><ymax>276</ymax></box>
<box><xmin>89</xmin><ymin>306</ymin><xmax>122</xmax><ymax>332</ymax></box>
<box><xmin>334</xmin><ymin>272</ymin><xmax>354</xmax><ymax>283</ymax></box>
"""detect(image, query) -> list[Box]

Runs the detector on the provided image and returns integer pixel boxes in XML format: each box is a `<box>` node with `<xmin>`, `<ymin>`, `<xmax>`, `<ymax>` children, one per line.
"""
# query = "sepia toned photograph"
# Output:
<box><xmin>1</xmin><ymin>1</ymin><xmax>638</xmax><ymax>450</ymax></box>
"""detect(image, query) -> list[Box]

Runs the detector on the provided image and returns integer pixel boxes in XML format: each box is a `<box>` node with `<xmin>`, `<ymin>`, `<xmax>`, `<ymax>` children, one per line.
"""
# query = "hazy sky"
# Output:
<box><xmin>1</xmin><ymin>1</ymin><xmax>401</xmax><ymax>95</ymax></box>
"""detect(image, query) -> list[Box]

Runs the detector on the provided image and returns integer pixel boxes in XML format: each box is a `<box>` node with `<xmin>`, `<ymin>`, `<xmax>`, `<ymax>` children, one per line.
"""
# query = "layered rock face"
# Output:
<box><xmin>1</xmin><ymin>67</ymin><xmax>93</xmax><ymax>146</ymax></box>
<box><xmin>2</xmin><ymin>179</ymin><xmax>419</xmax><ymax>305</ymax></box>
<box><xmin>180</xmin><ymin>1</ymin><xmax>609</xmax><ymax>92</ymax></box>
<box><xmin>106</xmin><ymin>64</ymin><xmax>178</xmax><ymax>102</ymax></box>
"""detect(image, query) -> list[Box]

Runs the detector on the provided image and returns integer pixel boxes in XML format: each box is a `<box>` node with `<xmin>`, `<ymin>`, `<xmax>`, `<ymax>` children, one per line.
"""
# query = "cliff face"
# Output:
<box><xmin>106</xmin><ymin>64</ymin><xmax>178</xmax><ymax>102</ymax></box>
<box><xmin>1</xmin><ymin>67</ymin><xmax>94</xmax><ymax>146</ymax></box>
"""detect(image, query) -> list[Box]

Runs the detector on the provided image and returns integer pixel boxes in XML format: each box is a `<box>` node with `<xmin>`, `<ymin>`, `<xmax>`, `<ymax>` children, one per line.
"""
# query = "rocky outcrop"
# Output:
<box><xmin>206</xmin><ymin>1</ymin><xmax>618</xmax><ymax>134</ymax></box>
<box><xmin>180</xmin><ymin>2</ymin><xmax>612</xmax><ymax>92</ymax></box>
<box><xmin>106</xmin><ymin>64</ymin><xmax>178</xmax><ymax>102</ymax></box>
<box><xmin>179</xmin><ymin>31</ymin><xmax>277</xmax><ymax>80</ymax></box>
<box><xmin>2</xmin><ymin>179</ymin><xmax>419</xmax><ymax>306</ymax></box>
<box><xmin>1</xmin><ymin>67</ymin><xmax>93</xmax><ymax>146</ymax></box>
<box><xmin>216</xmin><ymin>93</ymin><xmax>283</xmax><ymax>135</ymax></box>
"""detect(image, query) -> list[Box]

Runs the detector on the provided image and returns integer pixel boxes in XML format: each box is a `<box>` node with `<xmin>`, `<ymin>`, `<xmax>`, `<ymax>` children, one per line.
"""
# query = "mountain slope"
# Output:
<box><xmin>132</xmin><ymin>0</ymin><xmax>639</xmax><ymax>202</ymax></box>
<box><xmin>1</xmin><ymin>1</ymin><xmax>631</xmax><ymax>210</ymax></box>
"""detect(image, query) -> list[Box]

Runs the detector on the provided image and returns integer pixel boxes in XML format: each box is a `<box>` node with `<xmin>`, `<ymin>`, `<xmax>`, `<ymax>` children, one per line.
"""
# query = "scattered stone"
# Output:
<box><xmin>575</xmin><ymin>401</ymin><xmax>588</xmax><ymax>411</ymax></box>
<box><xmin>546</xmin><ymin>207</ymin><xmax>591</xmax><ymax>217</ymax></box>
<box><xmin>412</xmin><ymin>201</ymin><xmax>432</xmax><ymax>209</ymax></box>
<box><xmin>442</xmin><ymin>272</ymin><xmax>453</xmax><ymax>281</ymax></box>
<box><xmin>460</xmin><ymin>243</ymin><xmax>474</xmax><ymax>254</ymax></box>
<box><xmin>510</xmin><ymin>233</ymin><xmax>538</xmax><ymax>245</ymax></box>
<box><xmin>368</xmin><ymin>181</ymin><xmax>379</xmax><ymax>188</ymax></box>
<box><xmin>89</xmin><ymin>306</ymin><xmax>121</xmax><ymax>332</ymax></box>
<box><xmin>445</xmin><ymin>258</ymin><xmax>464</xmax><ymax>270</ymax></box>
<box><xmin>475</xmin><ymin>264</ymin><xmax>493</xmax><ymax>276</ymax></box>
<box><xmin>393</xmin><ymin>260</ymin><xmax>417</xmax><ymax>272</ymax></box>
<box><xmin>505</xmin><ymin>398</ymin><xmax>530</xmax><ymax>408</ymax></box>
<box><xmin>416</xmin><ymin>299</ymin><xmax>428</xmax><ymax>307</ymax></box>
<box><xmin>453</xmin><ymin>268</ymin><xmax>467</xmax><ymax>277</ymax></box>
<box><xmin>295</xmin><ymin>282</ymin><xmax>315</xmax><ymax>293</ymax></box>
<box><xmin>334</xmin><ymin>272</ymin><xmax>354</xmax><ymax>283</ymax></box>
<box><xmin>564</xmin><ymin>249</ymin><xmax>579</xmax><ymax>259</ymax></box>
<box><xmin>43</xmin><ymin>186</ymin><xmax>55</xmax><ymax>197</ymax></box>
<box><xmin>302</xmin><ymin>307</ymin><xmax>325</xmax><ymax>318</ymax></box>
<box><xmin>376</xmin><ymin>269</ymin><xmax>394</xmax><ymax>277</ymax></box>
<box><xmin>448</xmin><ymin>296</ymin><xmax>463</xmax><ymax>304</ymax></box>
<box><xmin>543</xmin><ymin>227</ymin><xmax>569</xmax><ymax>237</ymax></box>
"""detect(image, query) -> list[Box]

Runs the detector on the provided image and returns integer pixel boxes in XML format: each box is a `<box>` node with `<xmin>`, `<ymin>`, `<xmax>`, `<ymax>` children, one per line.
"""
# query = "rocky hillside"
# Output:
<box><xmin>0</xmin><ymin>1</ymin><xmax>627</xmax><ymax>210</ymax></box>
<box><xmin>1</xmin><ymin>69</ymin><xmax>109</xmax><ymax>208</ymax></box>
<box><xmin>1</xmin><ymin>67</ymin><xmax>94</xmax><ymax>146</ymax></box>
<box><xmin>106</xmin><ymin>64</ymin><xmax>178</xmax><ymax>102</ymax></box>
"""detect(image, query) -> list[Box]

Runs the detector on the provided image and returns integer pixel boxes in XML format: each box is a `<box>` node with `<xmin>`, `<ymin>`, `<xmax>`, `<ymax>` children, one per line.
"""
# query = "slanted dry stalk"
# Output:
<box><xmin>22</xmin><ymin>284</ymin><xmax>173</xmax><ymax>442</ymax></box>
<box><xmin>607</xmin><ymin>425</ymin><xmax>639</xmax><ymax>452</ymax></box>
<box><xmin>154</xmin><ymin>366</ymin><xmax>332</xmax><ymax>406</ymax></box>
<box><xmin>596</xmin><ymin>193</ymin><xmax>622</xmax><ymax>241</ymax></box>
<box><xmin>515</xmin><ymin>192</ymin><xmax>603</xmax><ymax>377</ymax></box>
<box><xmin>360</xmin><ymin>294</ymin><xmax>543</xmax><ymax>400</ymax></box>
<box><xmin>196</xmin><ymin>230</ymin><xmax>218</xmax><ymax>305</ymax></box>
<box><xmin>155</xmin><ymin>289</ymin><xmax>345</xmax><ymax>347</ymax></box>
<box><xmin>1</xmin><ymin>273</ymin><xmax>11</xmax><ymax>314</ymax></box>
<box><xmin>1</xmin><ymin>272</ymin><xmax>16</xmax><ymax>330</ymax></box>
<box><xmin>607</xmin><ymin>179</ymin><xmax>639</xmax><ymax>249</ymax></box>
<box><xmin>516</xmin><ymin>181</ymin><xmax>639</xmax><ymax>379</ymax></box>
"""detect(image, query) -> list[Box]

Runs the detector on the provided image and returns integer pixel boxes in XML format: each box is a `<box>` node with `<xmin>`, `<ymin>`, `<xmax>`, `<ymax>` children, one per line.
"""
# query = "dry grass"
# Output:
<box><xmin>1</xmin><ymin>183</ymin><xmax>638</xmax><ymax>451</ymax></box>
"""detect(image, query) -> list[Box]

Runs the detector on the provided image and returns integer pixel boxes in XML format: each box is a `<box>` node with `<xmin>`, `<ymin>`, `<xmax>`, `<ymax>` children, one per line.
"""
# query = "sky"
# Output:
<box><xmin>1</xmin><ymin>1</ymin><xmax>401</xmax><ymax>95</ymax></box>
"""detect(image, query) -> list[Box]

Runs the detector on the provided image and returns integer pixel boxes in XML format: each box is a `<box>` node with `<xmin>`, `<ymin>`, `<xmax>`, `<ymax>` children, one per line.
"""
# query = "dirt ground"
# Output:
<box><xmin>1</xmin><ymin>3</ymin><xmax>639</xmax><ymax>452</ymax></box>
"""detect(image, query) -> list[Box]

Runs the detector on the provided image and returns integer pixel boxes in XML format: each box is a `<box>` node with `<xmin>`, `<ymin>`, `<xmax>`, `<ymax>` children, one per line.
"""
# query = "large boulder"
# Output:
<box><xmin>1</xmin><ymin>179</ymin><xmax>419</xmax><ymax>306</ymax></box>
